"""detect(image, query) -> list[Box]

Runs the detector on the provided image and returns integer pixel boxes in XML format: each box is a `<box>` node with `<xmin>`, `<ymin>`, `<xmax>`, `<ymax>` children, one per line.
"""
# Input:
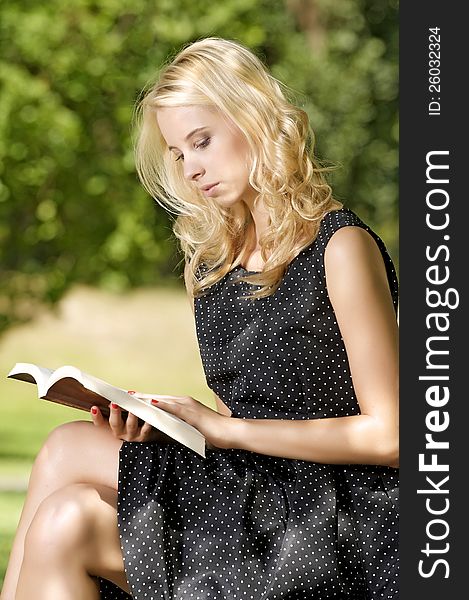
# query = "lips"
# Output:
<box><xmin>201</xmin><ymin>183</ymin><xmax>218</xmax><ymax>192</ymax></box>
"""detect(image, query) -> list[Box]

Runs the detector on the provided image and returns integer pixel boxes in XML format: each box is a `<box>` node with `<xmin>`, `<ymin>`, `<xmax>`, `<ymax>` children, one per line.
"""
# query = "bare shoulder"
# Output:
<box><xmin>325</xmin><ymin>225</ymin><xmax>381</xmax><ymax>265</ymax></box>
<box><xmin>324</xmin><ymin>225</ymin><xmax>389</xmax><ymax>286</ymax></box>
<box><xmin>324</xmin><ymin>224</ymin><xmax>396</xmax><ymax>329</ymax></box>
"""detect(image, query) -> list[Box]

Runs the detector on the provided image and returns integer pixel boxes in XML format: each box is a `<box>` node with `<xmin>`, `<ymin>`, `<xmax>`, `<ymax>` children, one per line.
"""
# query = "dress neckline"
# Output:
<box><xmin>230</xmin><ymin>209</ymin><xmax>352</xmax><ymax>277</ymax></box>
<box><xmin>236</xmin><ymin>265</ymin><xmax>264</xmax><ymax>275</ymax></box>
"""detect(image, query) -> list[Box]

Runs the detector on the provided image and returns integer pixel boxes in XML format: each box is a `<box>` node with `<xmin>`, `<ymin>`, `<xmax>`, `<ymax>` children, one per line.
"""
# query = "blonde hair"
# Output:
<box><xmin>133</xmin><ymin>37</ymin><xmax>343</xmax><ymax>300</ymax></box>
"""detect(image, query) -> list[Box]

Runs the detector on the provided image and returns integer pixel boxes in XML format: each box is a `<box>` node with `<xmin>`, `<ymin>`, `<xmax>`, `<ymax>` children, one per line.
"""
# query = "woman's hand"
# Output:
<box><xmin>130</xmin><ymin>392</ymin><xmax>235</xmax><ymax>450</ymax></box>
<box><xmin>90</xmin><ymin>403</ymin><xmax>173</xmax><ymax>443</ymax></box>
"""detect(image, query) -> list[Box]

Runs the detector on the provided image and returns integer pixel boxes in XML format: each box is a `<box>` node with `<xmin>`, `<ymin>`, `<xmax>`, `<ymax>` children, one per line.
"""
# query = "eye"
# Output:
<box><xmin>195</xmin><ymin>137</ymin><xmax>211</xmax><ymax>150</ymax></box>
<box><xmin>173</xmin><ymin>137</ymin><xmax>210</xmax><ymax>163</ymax></box>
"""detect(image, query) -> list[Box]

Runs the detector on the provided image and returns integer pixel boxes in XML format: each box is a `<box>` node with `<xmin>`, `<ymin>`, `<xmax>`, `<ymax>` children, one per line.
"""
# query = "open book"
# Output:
<box><xmin>7</xmin><ymin>363</ymin><xmax>208</xmax><ymax>458</ymax></box>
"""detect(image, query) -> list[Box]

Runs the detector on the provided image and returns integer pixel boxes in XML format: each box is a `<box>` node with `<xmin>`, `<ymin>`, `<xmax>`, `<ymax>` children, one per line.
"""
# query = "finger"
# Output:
<box><xmin>151</xmin><ymin>398</ymin><xmax>171</xmax><ymax>409</ymax></box>
<box><xmin>140</xmin><ymin>421</ymin><xmax>154</xmax><ymax>438</ymax></box>
<box><xmin>139</xmin><ymin>424</ymin><xmax>174</xmax><ymax>444</ymax></box>
<box><xmin>125</xmin><ymin>411</ymin><xmax>140</xmax><ymax>436</ymax></box>
<box><xmin>109</xmin><ymin>403</ymin><xmax>125</xmax><ymax>434</ymax></box>
<box><xmin>137</xmin><ymin>418</ymin><xmax>170</xmax><ymax>443</ymax></box>
<box><xmin>152</xmin><ymin>397</ymin><xmax>187</xmax><ymax>409</ymax></box>
<box><xmin>151</xmin><ymin>399</ymin><xmax>183</xmax><ymax>418</ymax></box>
<box><xmin>90</xmin><ymin>406</ymin><xmax>107</xmax><ymax>428</ymax></box>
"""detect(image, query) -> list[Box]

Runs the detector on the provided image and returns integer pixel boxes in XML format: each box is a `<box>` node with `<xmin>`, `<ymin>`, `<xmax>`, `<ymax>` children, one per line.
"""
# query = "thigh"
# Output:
<box><xmin>82</xmin><ymin>483</ymin><xmax>131</xmax><ymax>594</ymax></box>
<box><xmin>35</xmin><ymin>420</ymin><xmax>124</xmax><ymax>491</ymax></box>
<box><xmin>31</xmin><ymin>482</ymin><xmax>131</xmax><ymax>595</ymax></box>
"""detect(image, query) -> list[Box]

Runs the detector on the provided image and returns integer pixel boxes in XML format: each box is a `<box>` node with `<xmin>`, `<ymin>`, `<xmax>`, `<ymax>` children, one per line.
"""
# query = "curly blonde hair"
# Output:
<box><xmin>133</xmin><ymin>37</ymin><xmax>343</xmax><ymax>300</ymax></box>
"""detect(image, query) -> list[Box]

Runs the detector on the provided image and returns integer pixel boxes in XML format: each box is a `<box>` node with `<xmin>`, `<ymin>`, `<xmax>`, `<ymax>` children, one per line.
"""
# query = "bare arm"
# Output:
<box><xmin>226</xmin><ymin>227</ymin><xmax>399</xmax><ymax>467</ymax></box>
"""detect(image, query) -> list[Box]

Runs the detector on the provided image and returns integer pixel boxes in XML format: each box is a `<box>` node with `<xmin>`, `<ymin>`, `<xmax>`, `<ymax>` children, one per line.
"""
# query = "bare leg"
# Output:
<box><xmin>16</xmin><ymin>482</ymin><xmax>130</xmax><ymax>599</ymax></box>
<box><xmin>0</xmin><ymin>421</ymin><xmax>124</xmax><ymax>600</ymax></box>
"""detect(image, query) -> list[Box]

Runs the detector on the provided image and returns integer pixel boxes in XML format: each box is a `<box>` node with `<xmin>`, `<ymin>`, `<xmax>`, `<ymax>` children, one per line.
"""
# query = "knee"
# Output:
<box><xmin>23</xmin><ymin>483</ymin><xmax>99</xmax><ymax>560</ymax></box>
<box><xmin>33</xmin><ymin>421</ymin><xmax>91</xmax><ymax>473</ymax></box>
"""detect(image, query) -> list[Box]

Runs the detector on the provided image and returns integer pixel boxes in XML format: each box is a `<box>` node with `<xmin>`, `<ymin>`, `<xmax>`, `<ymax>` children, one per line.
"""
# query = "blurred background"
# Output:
<box><xmin>0</xmin><ymin>0</ymin><xmax>398</xmax><ymax>585</ymax></box>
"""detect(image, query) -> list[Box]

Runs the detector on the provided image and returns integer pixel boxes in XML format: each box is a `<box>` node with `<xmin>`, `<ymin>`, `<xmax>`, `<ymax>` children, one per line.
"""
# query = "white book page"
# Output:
<box><xmin>7</xmin><ymin>363</ymin><xmax>54</xmax><ymax>397</ymax></box>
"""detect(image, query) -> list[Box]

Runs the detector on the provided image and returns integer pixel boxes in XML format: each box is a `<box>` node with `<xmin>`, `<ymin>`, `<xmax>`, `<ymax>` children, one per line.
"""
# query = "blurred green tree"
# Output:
<box><xmin>0</xmin><ymin>0</ymin><xmax>398</xmax><ymax>333</ymax></box>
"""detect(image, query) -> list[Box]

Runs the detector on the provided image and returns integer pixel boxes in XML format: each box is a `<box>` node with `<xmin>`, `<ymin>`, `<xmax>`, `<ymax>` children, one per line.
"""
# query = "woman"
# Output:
<box><xmin>2</xmin><ymin>37</ymin><xmax>398</xmax><ymax>599</ymax></box>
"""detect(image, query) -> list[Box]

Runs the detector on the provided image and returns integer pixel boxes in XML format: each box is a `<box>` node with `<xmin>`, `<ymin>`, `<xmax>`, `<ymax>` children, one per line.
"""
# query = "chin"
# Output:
<box><xmin>216</xmin><ymin>194</ymin><xmax>243</xmax><ymax>208</ymax></box>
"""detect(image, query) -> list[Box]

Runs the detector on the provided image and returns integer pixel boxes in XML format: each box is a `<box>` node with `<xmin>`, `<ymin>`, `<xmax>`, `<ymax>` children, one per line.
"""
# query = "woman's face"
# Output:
<box><xmin>156</xmin><ymin>105</ymin><xmax>257</xmax><ymax>207</ymax></box>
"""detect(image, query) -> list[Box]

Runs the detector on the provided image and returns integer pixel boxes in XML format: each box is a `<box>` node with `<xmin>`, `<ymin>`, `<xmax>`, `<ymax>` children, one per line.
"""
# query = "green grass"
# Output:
<box><xmin>0</xmin><ymin>284</ymin><xmax>213</xmax><ymax>588</ymax></box>
<box><xmin>0</xmin><ymin>492</ymin><xmax>25</xmax><ymax>587</ymax></box>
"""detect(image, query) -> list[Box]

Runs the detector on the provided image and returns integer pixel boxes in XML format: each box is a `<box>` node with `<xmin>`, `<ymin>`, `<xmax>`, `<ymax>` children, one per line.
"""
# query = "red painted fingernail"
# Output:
<box><xmin>127</xmin><ymin>390</ymin><xmax>136</xmax><ymax>395</ymax></box>
<box><xmin>111</xmin><ymin>403</ymin><xmax>119</xmax><ymax>409</ymax></box>
<box><xmin>91</xmin><ymin>407</ymin><xmax>98</xmax><ymax>415</ymax></box>
<box><xmin>151</xmin><ymin>399</ymin><xmax>159</xmax><ymax>405</ymax></box>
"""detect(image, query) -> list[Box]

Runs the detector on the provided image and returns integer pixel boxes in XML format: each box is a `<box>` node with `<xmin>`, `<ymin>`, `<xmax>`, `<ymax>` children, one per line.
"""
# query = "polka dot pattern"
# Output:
<box><xmin>98</xmin><ymin>208</ymin><xmax>399</xmax><ymax>599</ymax></box>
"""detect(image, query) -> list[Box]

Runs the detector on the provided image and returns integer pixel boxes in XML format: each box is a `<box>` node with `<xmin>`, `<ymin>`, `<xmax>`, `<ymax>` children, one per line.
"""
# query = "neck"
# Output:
<box><xmin>241</xmin><ymin>194</ymin><xmax>270</xmax><ymax>248</ymax></box>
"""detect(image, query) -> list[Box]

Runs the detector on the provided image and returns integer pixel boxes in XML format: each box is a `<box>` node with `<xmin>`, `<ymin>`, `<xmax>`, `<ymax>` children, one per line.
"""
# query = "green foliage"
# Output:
<box><xmin>0</xmin><ymin>0</ymin><xmax>398</xmax><ymax>333</ymax></box>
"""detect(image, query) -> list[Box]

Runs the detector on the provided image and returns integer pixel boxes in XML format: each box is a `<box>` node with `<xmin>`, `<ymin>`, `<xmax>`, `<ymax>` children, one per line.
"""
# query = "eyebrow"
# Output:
<box><xmin>167</xmin><ymin>127</ymin><xmax>208</xmax><ymax>151</ymax></box>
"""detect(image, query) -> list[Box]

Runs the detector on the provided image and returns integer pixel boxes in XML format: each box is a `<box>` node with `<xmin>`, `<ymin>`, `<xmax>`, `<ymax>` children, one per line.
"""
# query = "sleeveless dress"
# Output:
<box><xmin>98</xmin><ymin>207</ymin><xmax>399</xmax><ymax>599</ymax></box>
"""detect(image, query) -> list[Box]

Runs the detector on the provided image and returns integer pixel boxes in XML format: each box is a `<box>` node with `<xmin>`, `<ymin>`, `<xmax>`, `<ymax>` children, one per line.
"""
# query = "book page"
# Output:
<box><xmin>7</xmin><ymin>363</ymin><xmax>54</xmax><ymax>397</ymax></box>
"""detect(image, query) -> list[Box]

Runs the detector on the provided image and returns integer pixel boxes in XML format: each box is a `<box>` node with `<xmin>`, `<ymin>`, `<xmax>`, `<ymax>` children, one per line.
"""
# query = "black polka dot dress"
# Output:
<box><xmin>98</xmin><ymin>207</ymin><xmax>399</xmax><ymax>599</ymax></box>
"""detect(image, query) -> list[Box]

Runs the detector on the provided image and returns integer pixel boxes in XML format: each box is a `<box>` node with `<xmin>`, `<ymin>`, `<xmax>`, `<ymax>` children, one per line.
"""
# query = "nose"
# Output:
<box><xmin>183</xmin><ymin>157</ymin><xmax>204</xmax><ymax>182</ymax></box>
